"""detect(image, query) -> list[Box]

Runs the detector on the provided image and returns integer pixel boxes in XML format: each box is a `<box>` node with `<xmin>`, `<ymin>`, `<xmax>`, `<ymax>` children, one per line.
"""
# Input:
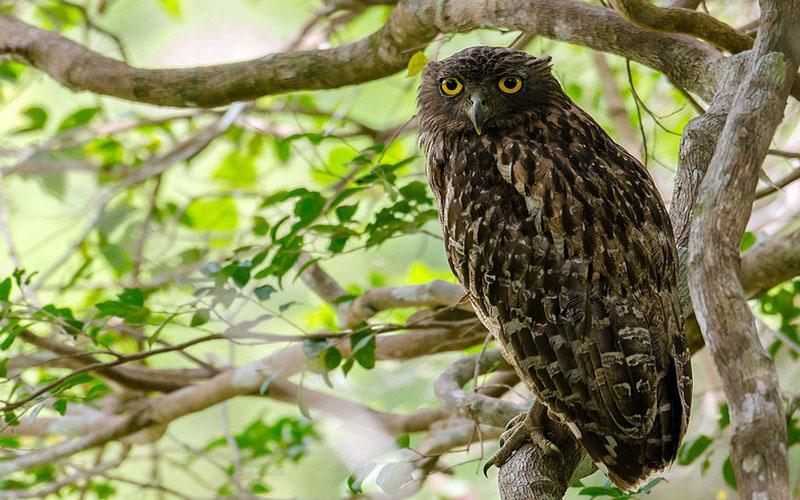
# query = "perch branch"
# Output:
<box><xmin>0</xmin><ymin>0</ymin><xmax>730</xmax><ymax>106</ymax></box>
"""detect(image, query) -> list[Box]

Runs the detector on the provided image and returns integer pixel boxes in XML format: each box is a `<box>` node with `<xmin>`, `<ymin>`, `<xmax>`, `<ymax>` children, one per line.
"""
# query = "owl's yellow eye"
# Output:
<box><xmin>440</xmin><ymin>78</ymin><xmax>463</xmax><ymax>96</ymax></box>
<box><xmin>498</xmin><ymin>76</ymin><xmax>523</xmax><ymax>94</ymax></box>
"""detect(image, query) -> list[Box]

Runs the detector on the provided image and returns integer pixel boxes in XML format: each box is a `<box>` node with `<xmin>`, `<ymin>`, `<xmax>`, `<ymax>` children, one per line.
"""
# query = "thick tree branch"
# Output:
<box><xmin>0</xmin><ymin>0</ymin><xmax>726</xmax><ymax>107</ymax></box>
<box><xmin>686</xmin><ymin>0</ymin><xmax>800</xmax><ymax>497</ymax></box>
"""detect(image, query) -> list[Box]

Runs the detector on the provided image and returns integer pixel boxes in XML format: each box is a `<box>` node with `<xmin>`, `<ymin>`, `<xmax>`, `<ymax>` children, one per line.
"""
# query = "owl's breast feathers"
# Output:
<box><xmin>422</xmin><ymin>103</ymin><xmax>692</xmax><ymax>489</ymax></box>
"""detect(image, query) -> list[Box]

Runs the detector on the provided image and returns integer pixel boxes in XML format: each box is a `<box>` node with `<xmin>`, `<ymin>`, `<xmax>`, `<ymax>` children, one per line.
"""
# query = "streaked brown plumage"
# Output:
<box><xmin>417</xmin><ymin>46</ymin><xmax>692</xmax><ymax>489</ymax></box>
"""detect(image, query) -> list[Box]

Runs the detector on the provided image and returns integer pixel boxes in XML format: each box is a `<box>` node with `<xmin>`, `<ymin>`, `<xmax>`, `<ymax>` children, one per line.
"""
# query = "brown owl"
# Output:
<box><xmin>417</xmin><ymin>46</ymin><xmax>692</xmax><ymax>489</ymax></box>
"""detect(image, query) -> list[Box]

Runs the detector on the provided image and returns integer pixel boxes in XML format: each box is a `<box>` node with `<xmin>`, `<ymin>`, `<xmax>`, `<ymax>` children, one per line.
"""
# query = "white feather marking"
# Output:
<box><xmin>566</xmin><ymin>421</ymin><xmax>582</xmax><ymax>439</ymax></box>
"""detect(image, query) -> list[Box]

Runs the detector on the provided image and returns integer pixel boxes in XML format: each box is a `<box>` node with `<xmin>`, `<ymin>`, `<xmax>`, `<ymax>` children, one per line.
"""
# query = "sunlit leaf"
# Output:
<box><xmin>213</xmin><ymin>151</ymin><xmax>258</xmax><ymax>187</ymax></box>
<box><xmin>183</xmin><ymin>198</ymin><xmax>239</xmax><ymax>232</ymax></box>
<box><xmin>406</xmin><ymin>51</ymin><xmax>429</xmax><ymax>77</ymax></box>
<box><xmin>157</xmin><ymin>0</ymin><xmax>182</xmax><ymax>17</ymax></box>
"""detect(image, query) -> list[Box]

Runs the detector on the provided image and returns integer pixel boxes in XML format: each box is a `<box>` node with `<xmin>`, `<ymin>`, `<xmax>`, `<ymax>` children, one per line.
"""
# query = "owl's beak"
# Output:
<box><xmin>467</xmin><ymin>94</ymin><xmax>488</xmax><ymax>135</ymax></box>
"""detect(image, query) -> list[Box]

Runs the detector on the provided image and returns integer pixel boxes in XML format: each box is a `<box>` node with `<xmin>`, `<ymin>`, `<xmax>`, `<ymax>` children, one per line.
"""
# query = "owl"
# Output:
<box><xmin>417</xmin><ymin>47</ymin><xmax>692</xmax><ymax>489</ymax></box>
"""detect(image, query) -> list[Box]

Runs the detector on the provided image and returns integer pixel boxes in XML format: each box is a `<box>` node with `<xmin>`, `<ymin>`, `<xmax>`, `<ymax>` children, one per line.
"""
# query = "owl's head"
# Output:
<box><xmin>417</xmin><ymin>47</ymin><xmax>559</xmax><ymax>137</ymax></box>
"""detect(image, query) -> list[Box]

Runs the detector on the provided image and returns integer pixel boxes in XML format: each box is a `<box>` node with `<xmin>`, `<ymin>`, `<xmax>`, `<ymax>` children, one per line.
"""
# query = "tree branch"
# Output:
<box><xmin>0</xmin><ymin>0</ymin><xmax>727</xmax><ymax>107</ymax></box>
<box><xmin>741</xmin><ymin>227</ymin><xmax>800</xmax><ymax>298</ymax></box>
<box><xmin>609</xmin><ymin>0</ymin><xmax>752</xmax><ymax>53</ymax></box>
<box><xmin>686</xmin><ymin>0</ymin><xmax>800</xmax><ymax>497</ymax></box>
<box><xmin>434</xmin><ymin>349</ymin><xmax>521</xmax><ymax>428</ymax></box>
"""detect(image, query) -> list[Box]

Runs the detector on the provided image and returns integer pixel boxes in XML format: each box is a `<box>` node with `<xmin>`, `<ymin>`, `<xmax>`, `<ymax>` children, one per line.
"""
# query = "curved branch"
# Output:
<box><xmin>339</xmin><ymin>280</ymin><xmax>468</xmax><ymax>327</ymax></box>
<box><xmin>609</xmin><ymin>0</ymin><xmax>752</xmax><ymax>53</ymax></box>
<box><xmin>434</xmin><ymin>349</ymin><xmax>520</xmax><ymax>428</ymax></box>
<box><xmin>0</xmin><ymin>6</ymin><xmax>436</xmax><ymax>108</ymax></box>
<box><xmin>0</xmin><ymin>0</ymin><xmax>725</xmax><ymax>107</ymax></box>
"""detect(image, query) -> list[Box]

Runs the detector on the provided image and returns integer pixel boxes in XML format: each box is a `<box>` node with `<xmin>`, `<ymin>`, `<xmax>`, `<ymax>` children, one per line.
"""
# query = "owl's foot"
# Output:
<box><xmin>482</xmin><ymin>402</ymin><xmax>561</xmax><ymax>476</ymax></box>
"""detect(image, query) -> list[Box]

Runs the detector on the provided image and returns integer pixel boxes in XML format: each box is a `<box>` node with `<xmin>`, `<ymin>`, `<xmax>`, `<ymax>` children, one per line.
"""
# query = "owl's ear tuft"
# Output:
<box><xmin>527</xmin><ymin>55</ymin><xmax>553</xmax><ymax>72</ymax></box>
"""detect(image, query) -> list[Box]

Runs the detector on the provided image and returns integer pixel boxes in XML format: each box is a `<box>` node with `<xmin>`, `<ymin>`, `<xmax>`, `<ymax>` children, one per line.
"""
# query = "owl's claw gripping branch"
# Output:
<box><xmin>483</xmin><ymin>402</ymin><xmax>562</xmax><ymax>476</ymax></box>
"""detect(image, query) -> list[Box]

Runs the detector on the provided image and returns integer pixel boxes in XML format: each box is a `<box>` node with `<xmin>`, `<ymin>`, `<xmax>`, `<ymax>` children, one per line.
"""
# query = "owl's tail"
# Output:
<box><xmin>572</xmin><ymin>361</ymin><xmax>687</xmax><ymax>491</ymax></box>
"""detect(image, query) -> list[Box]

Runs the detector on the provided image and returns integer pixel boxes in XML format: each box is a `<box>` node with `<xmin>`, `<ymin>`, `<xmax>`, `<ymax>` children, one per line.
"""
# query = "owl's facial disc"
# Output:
<box><xmin>466</xmin><ymin>93</ymin><xmax>488</xmax><ymax>135</ymax></box>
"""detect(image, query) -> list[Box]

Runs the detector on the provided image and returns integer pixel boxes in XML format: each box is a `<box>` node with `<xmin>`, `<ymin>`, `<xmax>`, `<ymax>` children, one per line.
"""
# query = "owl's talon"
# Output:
<box><xmin>483</xmin><ymin>402</ymin><xmax>560</xmax><ymax>476</ymax></box>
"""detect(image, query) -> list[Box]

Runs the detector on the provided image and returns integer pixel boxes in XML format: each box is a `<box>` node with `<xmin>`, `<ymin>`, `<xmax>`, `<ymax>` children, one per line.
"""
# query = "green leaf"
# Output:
<box><xmin>190</xmin><ymin>309</ymin><xmax>210</xmax><ymax>327</ymax></box>
<box><xmin>254</xmin><ymin>285</ymin><xmax>277</xmax><ymax>301</ymax></box>
<box><xmin>222</xmin><ymin>261</ymin><xmax>252</xmax><ymax>288</ymax></box>
<box><xmin>294</xmin><ymin>192</ymin><xmax>326</xmax><ymax>225</ymax></box>
<box><xmin>335</xmin><ymin>204</ymin><xmax>359</xmax><ymax>223</ymax></box>
<box><xmin>740</xmin><ymin>231</ymin><xmax>756</xmax><ymax>252</ymax></box>
<box><xmin>14</xmin><ymin>106</ymin><xmax>48</xmax><ymax>134</ymax></box>
<box><xmin>0</xmin><ymin>322</ymin><xmax>20</xmax><ymax>350</ymax></box>
<box><xmin>95</xmin><ymin>290</ymin><xmax>150</xmax><ymax>324</ymax></box>
<box><xmin>0</xmin><ymin>277</ymin><xmax>11</xmax><ymax>302</ymax></box>
<box><xmin>635</xmin><ymin>477</ymin><xmax>666</xmax><ymax>495</ymax></box>
<box><xmin>273</xmin><ymin>137</ymin><xmax>292</xmax><ymax>163</ymax></box>
<box><xmin>327</xmin><ymin>187</ymin><xmax>365</xmax><ymax>211</ymax></box>
<box><xmin>0</xmin><ymin>437</ymin><xmax>20</xmax><ymax>449</ymax></box>
<box><xmin>256</xmin><ymin>235</ymin><xmax>303</xmax><ymax>281</ymax></box>
<box><xmin>718</xmin><ymin>403</ymin><xmax>730</xmax><ymax>429</ymax></box>
<box><xmin>677</xmin><ymin>434</ymin><xmax>713</xmax><ymax>465</ymax></box>
<box><xmin>406</xmin><ymin>51</ymin><xmax>429</xmax><ymax>77</ymax></box>
<box><xmin>399</xmin><ymin>181</ymin><xmax>430</xmax><ymax>204</ymax></box>
<box><xmin>722</xmin><ymin>457</ymin><xmax>737</xmax><ymax>490</ymax></box>
<box><xmin>119</xmin><ymin>288</ymin><xmax>144</xmax><ymax>306</ymax></box>
<box><xmin>323</xmin><ymin>347</ymin><xmax>342</xmax><ymax>370</ymax></box>
<box><xmin>350</xmin><ymin>329</ymin><xmax>376</xmax><ymax>369</ymax></box>
<box><xmin>183</xmin><ymin>198</ymin><xmax>239</xmax><ymax>232</ymax></box>
<box><xmin>253</xmin><ymin>216</ymin><xmax>270</xmax><ymax>236</ymax></box>
<box><xmin>213</xmin><ymin>151</ymin><xmax>257</xmax><ymax>188</ymax></box>
<box><xmin>341</xmin><ymin>357</ymin><xmax>355</xmax><ymax>376</ymax></box>
<box><xmin>99</xmin><ymin>241</ymin><xmax>132</xmax><ymax>275</ymax></box>
<box><xmin>57</xmin><ymin>107</ymin><xmax>100</xmax><ymax>132</ymax></box>
<box><xmin>53</xmin><ymin>399</ymin><xmax>68</xmax><ymax>416</ymax></box>
<box><xmin>395</xmin><ymin>434</ymin><xmax>410</xmax><ymax>448</ymax></box>
<box><xmin>251</xmin><ymin>482</ymin><xmax>270</xmax><ymax>494</ymax></box>
<box><xmin>0</xmin><ymin>62</ymin><xmax>25</xmax><ymax>83</ymax></box>
<box><xmin>0</xmin><ymin>358</ymin><xmax>8</xmax><ymax>378</ymax></box>
<box><xmin>577</xmin><ymin>486</ymin><xmax>625</xmax><ymax>497</ymax></box>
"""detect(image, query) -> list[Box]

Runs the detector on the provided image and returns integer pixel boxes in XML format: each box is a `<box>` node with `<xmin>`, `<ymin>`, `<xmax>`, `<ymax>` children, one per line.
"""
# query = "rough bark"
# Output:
<box><xmin>687</xmin><ymin>1</ymin><xmax>800</xmax><ymax>498</ymax></box>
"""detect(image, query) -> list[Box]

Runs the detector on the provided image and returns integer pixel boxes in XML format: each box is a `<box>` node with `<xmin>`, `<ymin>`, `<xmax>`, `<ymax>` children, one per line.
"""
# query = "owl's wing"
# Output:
<box><xmin>484</xmin><ymin>133</ymin><xmax>690</xmax><ymax>487</ymax></box>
